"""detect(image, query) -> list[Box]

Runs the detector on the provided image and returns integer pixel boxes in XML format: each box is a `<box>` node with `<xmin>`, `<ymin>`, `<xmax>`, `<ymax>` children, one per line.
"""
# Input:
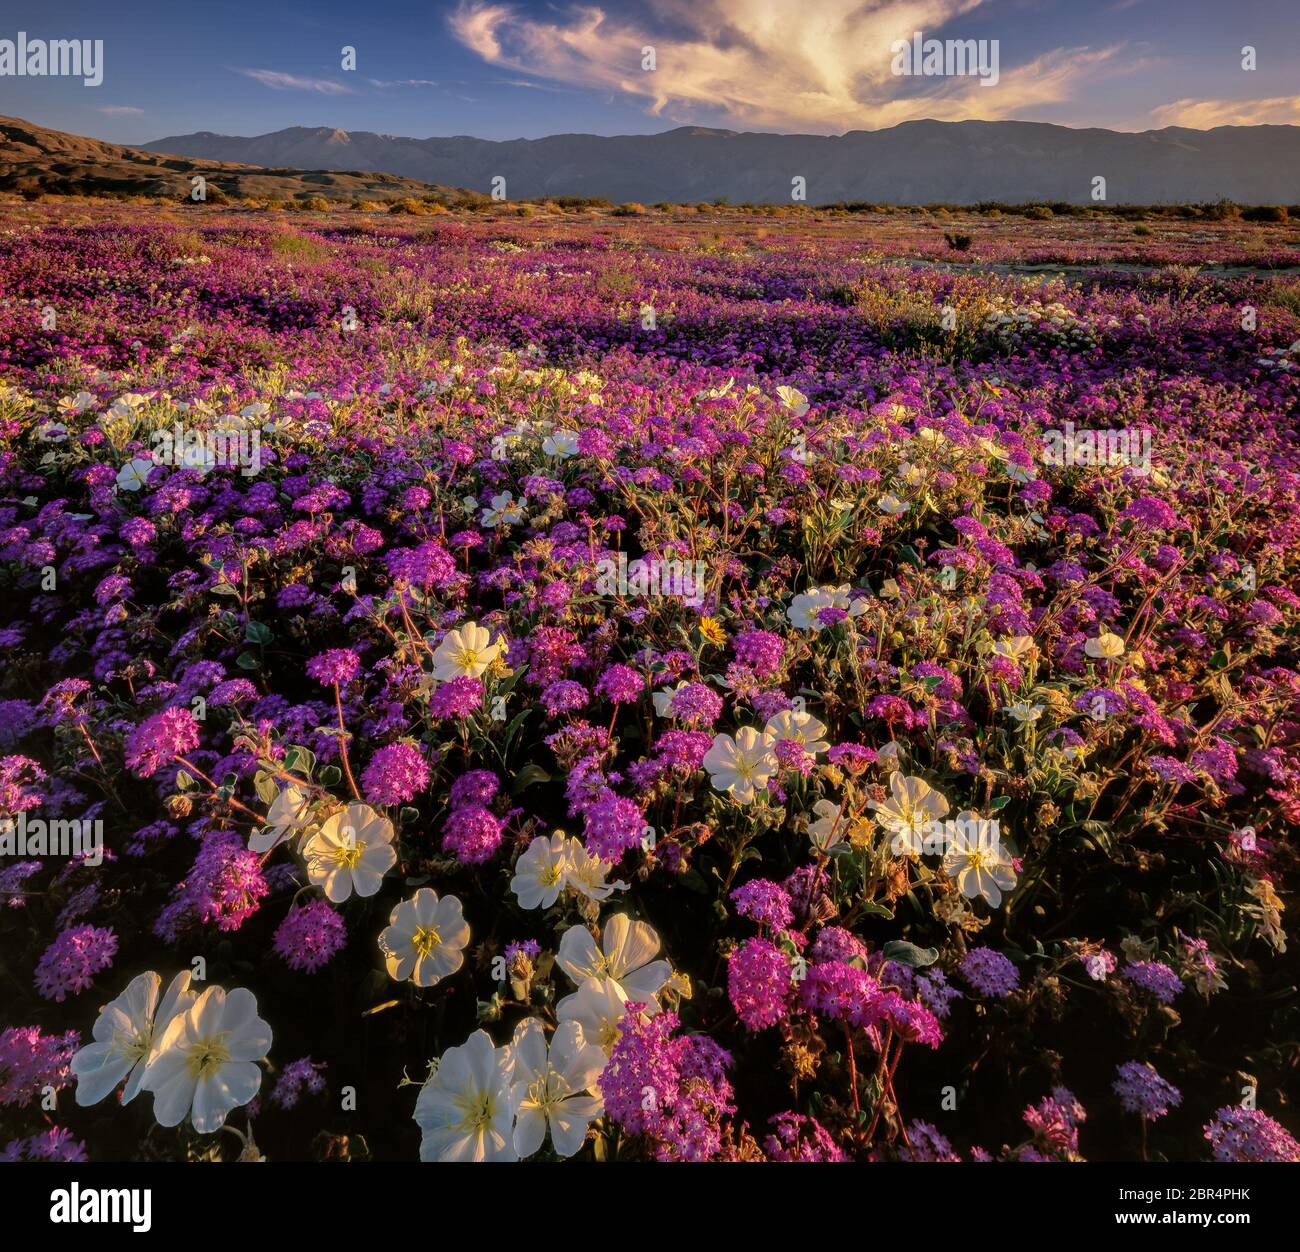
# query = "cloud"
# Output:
<box><xmin>367</xmin><ymin>78</ymin><xmax>441</xmax><ymax>89</ymax></box>
<box><xmin>1149</xmin><ymin>96</ymin><xmax>1300</xmax><ymax>129</ymax></box>
<box><xmin>97</xmin><ymin>106</ymin><xmax>144</xmax><ymax>116</ymax></box>
<box><xmin>232</xmin><ymin>68</ymin><xmax>354</xmax><ymax>95</ymax></box>
<box><xmin>448</xmin><ymin>0</ymin><xmax>1130</xmax><ymax>132</ymax></box>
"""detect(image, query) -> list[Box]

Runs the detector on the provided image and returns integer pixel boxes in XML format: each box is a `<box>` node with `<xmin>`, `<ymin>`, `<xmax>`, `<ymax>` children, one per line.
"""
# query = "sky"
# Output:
<box><xmin>0</xmin><ymin>0</ymin><xmax>1297</xmax><ymax>144</ymax></box>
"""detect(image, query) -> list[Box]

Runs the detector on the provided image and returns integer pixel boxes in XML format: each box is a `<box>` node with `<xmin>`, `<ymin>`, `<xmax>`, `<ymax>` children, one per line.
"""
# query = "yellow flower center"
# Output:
<box><xmin>454</xmin><ymin>1087</ymin><xmax>498</xmax><ymax>1132</ymax></box>
<box><xmin>598</xmin><ymin>1019</ymin><xmax>622</xmax><ymax>1050</ymax></box>
<box><xmin>330</xmin><ymin>840</ymin><xmax>366</xmax><ymax>870</ymax></box>
<box><xmin>539</xmin><ymin>865</ymin><xmax>562</xmax><ymax>887</ymax></box>
<box><xmin>412</xmin><ymin>924</ymin><xmax>442</xmax><ymax>957</ymax></box>
<box><xmin>184</xmin><ymin>1035</ymin><xmax>232</xmax><ymax>1079</ymax></box>
<box><xmin>526</xmin><ymin>1070</ymin><xmax>573</xmax><ymax>1115</ymax></box>
<box><xmin>453</xmin><ymin>646</ymin><xmax>481</xmax><ymax>671</ymax></box>
<box><xmin>966</xmin><ymin>847</ymin><xmax>993</xmax><ymax>872</ymax></box>
<box><xmin>112</xmin><ymin>1026</ymin><xmax>152</xmax><ymax>1063</ymax></box>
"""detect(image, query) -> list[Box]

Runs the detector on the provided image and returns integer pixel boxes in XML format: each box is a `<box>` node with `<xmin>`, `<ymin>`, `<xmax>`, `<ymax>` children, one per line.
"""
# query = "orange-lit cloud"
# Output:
<box><xmin>450</xmin><ymin>0</ymin><xmax>1129</xmax><ymax>132</ymax></box>
<box><xmin>1149</xmin><ymin>96</ymin><xmax>1300</xmax><ymax>129</ymax></box>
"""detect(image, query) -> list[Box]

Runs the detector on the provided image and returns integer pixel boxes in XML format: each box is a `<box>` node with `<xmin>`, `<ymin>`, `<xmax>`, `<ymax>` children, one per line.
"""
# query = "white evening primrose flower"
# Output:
<box><xmin>565</xmin><ymin>839</ymin><xmax>628</xmax><ymax>902</ymax></box>
<box><xmin>776</xmin><ymin>385</ymin><xmax>809</xmax><ymax>416</ymax></box>
<box><xmin>414</xmin><ymin>1029</ymin><xmax>516</xmax><ymax>1162</ymax></box>
<box><xmin>249</xmin><ymin>781</ymin><xmax>313</xmax><ymax>853</ymax></box>
<box><xmin>430</xmin><ymin>621</ymin><xmax>502</xmax><ymax>682</ymax></box>
<box><xmin>807</xmin><ymin>798</ymin><xmax>847</xmax><ymax>852</ymax></box>
<box><xmin>302</xmin><ymin>802</ymin><xmax>396</xmax><ymax>902</ymax></box>
<box><xmin>115</xmin><ymin>456</ymin><xmax>155</xmax><ymax>493</ymax></box>
<box><xmin>511</xmin><ymin>832</ymin><xmax>570</xmax><ymax>909</ymax></box>
<box><xmin>557</xmin><ymin>976</ymin><xmax>632</xmax><ymax>1054</ymax></box>
<box><xmin>702</xmin><ymin>728</ymin><xmax>777</xmax><ymax>805</ymax></box>
<box><xmin>141</xmin><ymin>985</ymin><xmax>271</xmax><ymax>1134</ymax></box>
<box><xmin>764</xmin><ymin>708</ymin><xmax>830</xmax><ymax>757</ymax></box>
<box><xmin>1084</xmin><ymin>631</ymin><xmax>1126</xmax><ymax>660</ymax></box>
<box><xmin>786</xmin><ymin>587</ymin><xmax>835</xmax><ymax>631</ymax></box>
<box><xmin>869</xmin><ymin>772</ymin><xmax>950</xmax><ymax>856</ymax></box>
<box><xmin>507</xmin><ymin>1019</ymin><xmax>605</xmax><ymax>1159</ymax></box>
<box><xmin>879</xmin><ymin>578</ymin><xmax>901</xmax><ymax>599</ymax></box>
<box><xmin>481</xmin><ymin>491</ymin><xmax>524</xmax><ymax>528</ymax></box>
<box><xmin>178</xmin><ymin>439</ymin><xmax>216</xmax><ymax>475</ymax></box>
<box><xmin>1005</xmin><ymin>702</ymin><xmax>1045</xmax><ymax>725</ymax></box>
<box><xmin>941</xmin><ymin>813</ymin><xmax>1017</xmax><ymax>908</ymax></box>
<box><xmin>556</xmin><ymin>914</ymin><xmax>671</xmax><ymax>1005</ymax></box>
<box><xmin>71</xmin><ymin>971</ymin><xmax>194</xmax><ymax>1107</ymax></box>
<box><xmin>57</xmin><ymin>391</ymin><xmax>97</xmax><ymax>416</ymax></box>
<box><xmin>37</xmin><ymin>420</ymin><xmax>69</xmax><ymax>442</ymax></box>
<box><xmin>109</xmin><ymin>392</ymin><xmax>150</xmax><ymax>419</ymax></box>
<box><xmin>542</xmin><ymin>429</ymin><xmax>579</xmax><ymax>458</ymax></box>
<box><xmin>651</xmin><ymin>680</ymin><xmax>691</xmax><ymax>718</ymax></box>
<box><xmin>990</xmin><ymin>636</ymin><xmax>1036</xmax><ymax>661</ymax></box>
<box><xmin>877</xmin><ymin>493</ymin><xmax>910</xmax><ymax>516</ymax></box>
<box><xmin>786</xmin><ymin>584</ymin><xmax>867</xmax><ymax>632</ymax></box>
<box><xmin>380</xmin><ymin>888</ymin><xmax>470</xmax><ymax>987</ymax></box>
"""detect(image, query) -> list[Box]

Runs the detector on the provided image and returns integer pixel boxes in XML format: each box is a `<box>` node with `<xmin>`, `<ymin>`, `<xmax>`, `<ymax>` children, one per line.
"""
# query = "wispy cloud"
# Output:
<box><xmin>367</xmin><ymin>78</ymin><xmax>441</xmax><ymax>89</ymax></box>
<box><xmin>97</xmin><ymin>106</ymin><xmax>144</xmax><ymax>116</ymax></box>
<box><xmin>448</xmin><ymin>0</ymin><xmax>1131</xmax><ymax>132</ymax></box>
<box><xmin>232</xmin><ymin>67</ymin><xmax>355</xmax><ymax>95</ymax></box>
<box><xmin>1150</xmin><ymin>95</ymin><xmax>1300</xmax><ymax>129</ymax></box>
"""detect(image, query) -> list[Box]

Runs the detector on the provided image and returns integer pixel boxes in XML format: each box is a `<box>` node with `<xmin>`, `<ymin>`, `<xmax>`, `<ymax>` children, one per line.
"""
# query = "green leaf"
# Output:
<box><xmin>244</xmin><ymin>620</ymin><xmax>274</xmax><ymax>646</ymax></box>
<box><xmin>317</xmin><ymin>765</ymin><xmax>341</xmax><ymax>788</ymax></box>
<box><xmin>510</xmin><ymin>763</ymin><xmax>552</xmax><ymax>794</ymax></box>
<box><xmin>990</xmin><ymin>794</ymin><xmax>1011</xmax><ymax>812</ymax></box>
<box><xmin>252</xmin><ymin>769</ymin><xmax>279</xmax><ymax>805</ymax></box>
<box><xmin>284</xmin><ymin>746</ymin><xmax>316</xmax><ymax>777</ymax></box>
<box><xmin>235</xmin><ymin>651</ymin><xmax>260</xmax><ymax>671</ymax></box>
<box><xmin>501</xmin><ymin>709</ymin><xmax>531</xmax><ymax>755</ymax></box>
<box><xmin>882</xmin><ymin>940</ymin><xmax>939</xmax><ymax>968</ymax></box>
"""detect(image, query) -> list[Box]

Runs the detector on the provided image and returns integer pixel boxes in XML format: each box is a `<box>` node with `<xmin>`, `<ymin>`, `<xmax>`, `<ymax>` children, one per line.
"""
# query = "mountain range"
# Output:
<box><xmin>141</xmin><ymin>119</ymin><xmax>1300</xmax><ymax>205</ymax></box>
<box><xmin>0</xmin><ymin>116</ymin><xmax>466</xmax><ymax>203</ymax></box>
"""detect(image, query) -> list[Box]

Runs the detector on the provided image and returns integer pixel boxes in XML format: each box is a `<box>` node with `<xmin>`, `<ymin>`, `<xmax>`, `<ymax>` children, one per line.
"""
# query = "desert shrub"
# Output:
<box><xmin>269</xmin><ymin>233</ymin><xmax>330</xmax><ymax>263</ymax></box>
<box><xmin>1242</xmin><ymin>205</ymin><xmax>1288</xmax><ymax>223</ymax></box>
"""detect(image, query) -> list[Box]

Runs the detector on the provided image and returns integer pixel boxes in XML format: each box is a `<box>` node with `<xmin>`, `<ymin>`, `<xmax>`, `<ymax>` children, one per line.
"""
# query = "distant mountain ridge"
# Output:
<box><xmin>0</xmin><ymin>116</ymin><xmax>470</xmax><ymax>202</ymax></box>
<box><xmin>142</xmin><ymin>119</ymin><xmax>1300</xmax><ymax>205</ymax></box>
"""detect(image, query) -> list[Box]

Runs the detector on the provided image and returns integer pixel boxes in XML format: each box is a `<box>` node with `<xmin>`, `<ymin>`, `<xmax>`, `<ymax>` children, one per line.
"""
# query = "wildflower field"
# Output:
<box><xmin>1</xmin><ymin>200</ymin><xmax>1299</xmax><ymax>1164</ymax></box>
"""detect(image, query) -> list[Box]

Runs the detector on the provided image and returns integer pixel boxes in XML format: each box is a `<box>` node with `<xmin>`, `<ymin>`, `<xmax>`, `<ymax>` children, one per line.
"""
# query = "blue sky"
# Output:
<box><xmin>1</xmin><ymin>0</ymin><xmax>1297</xmax><ymax>143</ymax></box>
